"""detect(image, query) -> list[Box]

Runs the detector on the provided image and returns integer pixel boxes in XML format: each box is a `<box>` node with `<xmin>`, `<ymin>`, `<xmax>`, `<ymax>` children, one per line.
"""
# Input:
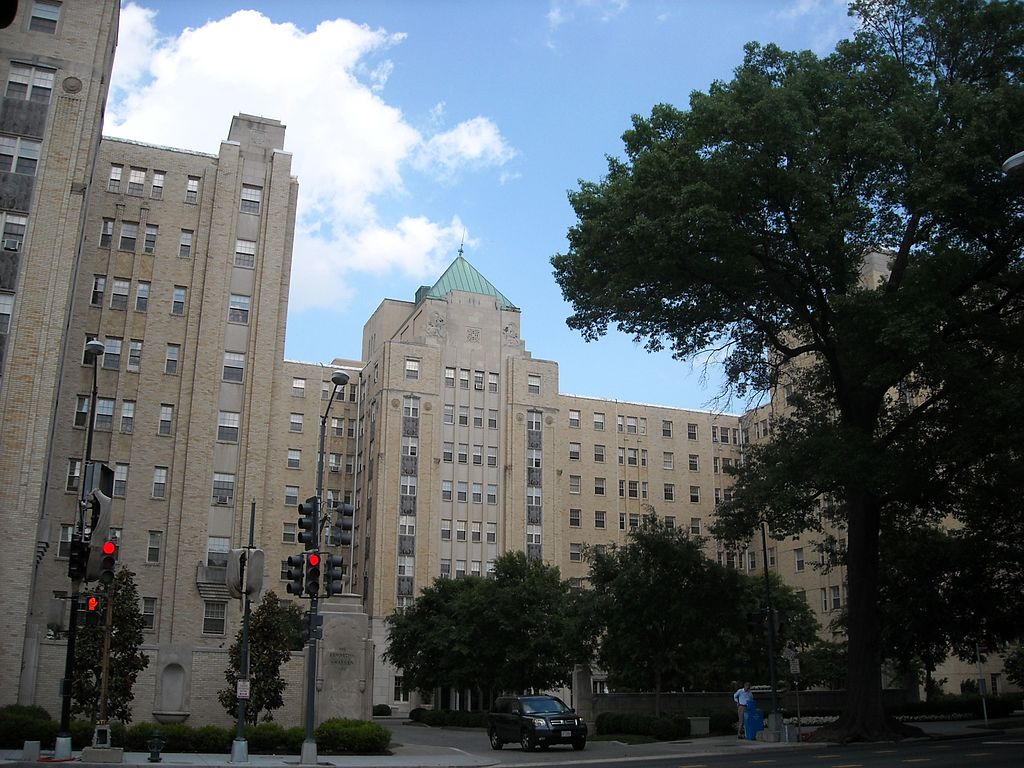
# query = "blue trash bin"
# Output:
<box><xmin>744</xmin><ymin>706</ymin><xmax>764</xmax><ymax>740</ymax></box>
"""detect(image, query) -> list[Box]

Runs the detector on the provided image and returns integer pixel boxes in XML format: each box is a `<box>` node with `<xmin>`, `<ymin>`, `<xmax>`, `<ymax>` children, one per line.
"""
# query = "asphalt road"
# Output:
<box><xmin>385</xmin><ymin>720</ymin><xmax>1024</xmax><ymax>768</ymax></box>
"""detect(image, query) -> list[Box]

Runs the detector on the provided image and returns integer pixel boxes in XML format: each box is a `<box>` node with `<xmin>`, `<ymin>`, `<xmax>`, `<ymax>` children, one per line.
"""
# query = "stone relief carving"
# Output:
<box><xmin>425</xmin><ymin>312</ymin><xmax>446</xmax><ymax>338</ymax></box>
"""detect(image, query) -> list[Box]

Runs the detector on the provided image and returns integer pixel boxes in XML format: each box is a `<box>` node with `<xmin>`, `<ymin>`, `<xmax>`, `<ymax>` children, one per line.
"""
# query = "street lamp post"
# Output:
<box><xmin>300</xmin><ymin>370</ymin><xmax>349</xmax><ymax>766</ymax></box>
<box><xmin>56</xmin><ymin>338</ymin><xmax>104</xmax><ymax>760</ymax></box>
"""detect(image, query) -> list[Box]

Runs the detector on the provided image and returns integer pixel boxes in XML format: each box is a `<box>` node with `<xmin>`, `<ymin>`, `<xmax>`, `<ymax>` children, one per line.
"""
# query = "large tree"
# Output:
<box><xmin>552</xmin><ymin>0</ymin><xmax>1024</xmax><ymax>742</ymax></box>
<box><xmin>384</xmin><ymin>552</ymin><xmax>591</xmax><ymax>704</ymax></box>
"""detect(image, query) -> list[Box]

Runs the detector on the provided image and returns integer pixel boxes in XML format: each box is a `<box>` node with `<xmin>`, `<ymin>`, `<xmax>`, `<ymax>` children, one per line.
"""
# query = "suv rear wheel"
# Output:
<box><xmin>488</xmin><ymin>728</ymin><xmax>503</xmax><ymax>750</ymax></box>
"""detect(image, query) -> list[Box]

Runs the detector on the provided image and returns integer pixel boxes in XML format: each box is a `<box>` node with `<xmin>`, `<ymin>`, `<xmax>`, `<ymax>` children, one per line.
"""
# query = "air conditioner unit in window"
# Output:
<box><xmin>214</xmin><ymin>495</ymin><xmax>231</xmax><ymax>505</ymax></box>
<box><xmin>3</xmin><ymin>239</ymin><xmax>21</xmax><ymax>251</ymax></box>
<box><xmin>329</xmin><ymin>466</ymin><xmax>339</xmax><ymax>473</ymax></box>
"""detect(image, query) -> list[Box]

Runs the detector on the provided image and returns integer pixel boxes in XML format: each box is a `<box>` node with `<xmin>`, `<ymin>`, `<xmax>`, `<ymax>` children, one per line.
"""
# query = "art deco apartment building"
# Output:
<box><xmin>352</xmin><ymin>257</ymin><xmax>749</xmax><ymax>710</ymax></box>
<box><xmin>0</xmin><ymin>0</ymin><xmax>119</xmax><ymax>707</ymax></box>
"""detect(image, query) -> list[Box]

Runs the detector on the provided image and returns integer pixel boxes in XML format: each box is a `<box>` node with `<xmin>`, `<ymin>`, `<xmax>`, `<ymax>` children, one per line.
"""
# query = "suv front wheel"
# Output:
<box><xmin>572</xmin><ymin>737</ymin><xmax>587</xmax><ymax>751</ymax></box>
<box><xmin>520</xmin><ymin>731</ymin><xmax>534</xmax><ymax>751</ymax></box>
<box><xmin>489</xmin><ymin>729</ymin><xmax>503</xmax><ymax>750</ymax></box>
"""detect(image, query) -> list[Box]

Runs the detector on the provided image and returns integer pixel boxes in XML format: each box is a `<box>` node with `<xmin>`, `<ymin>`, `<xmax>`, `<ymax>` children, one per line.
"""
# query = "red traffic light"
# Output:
<box><xmin>86</xmin><ymin>596</ymin><xmax>100</xmax><ymax>611</ymax></box>
<box><xmin>308</xmin><ymin>552</ymin><xmax>321</xmax><ymax>567</ymax></box>
<box><xmin>102</xmin><ymin>540</ymin><xmax>116</xmax><ymax>555</ymax></box>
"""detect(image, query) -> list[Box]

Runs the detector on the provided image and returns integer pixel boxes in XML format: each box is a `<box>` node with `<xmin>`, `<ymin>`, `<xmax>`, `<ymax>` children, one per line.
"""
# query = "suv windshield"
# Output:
<box><xmin>520</xmin><ymin>696</ymin><xmax>570</xmax><ymax>714</ymax></box>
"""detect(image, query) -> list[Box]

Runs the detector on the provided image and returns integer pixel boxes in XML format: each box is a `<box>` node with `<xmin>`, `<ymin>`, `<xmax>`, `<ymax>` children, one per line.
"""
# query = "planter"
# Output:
<box><xmin>687</xmin><ymin>716</ymin><xmax>710</xmax><ymax>736</ymax></box>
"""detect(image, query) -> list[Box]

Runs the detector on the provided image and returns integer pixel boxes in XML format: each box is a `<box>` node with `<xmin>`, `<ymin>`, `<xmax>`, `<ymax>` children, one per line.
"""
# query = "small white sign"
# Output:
<box><xmin>236</xmin><ymin>680</ymin><xmax>251</xmax><ymax>700</ymax></box>
<box><xmin>789</xmin><ymin>658</ymin><xmax>800</xmax><ymax>675</ymax></box>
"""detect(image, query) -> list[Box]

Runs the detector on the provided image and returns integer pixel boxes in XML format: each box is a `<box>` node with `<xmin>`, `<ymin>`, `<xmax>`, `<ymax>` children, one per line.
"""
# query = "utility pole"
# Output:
<box><xmin>231</xmin><ymin>500</ymin><xmax>258</xmax><ymax>763</ymax></box>
<box><xmin>760</xmin><ymin>521</ymin><xmax>780</xmax><ymax>734</ymax></box>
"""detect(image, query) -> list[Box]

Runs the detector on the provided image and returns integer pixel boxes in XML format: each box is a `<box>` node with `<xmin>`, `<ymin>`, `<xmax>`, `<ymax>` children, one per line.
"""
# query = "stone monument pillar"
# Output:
<box><xmin>316</xmin><ymin>594</ymin><xmax>373</xmax><ymax>721</ymax></box>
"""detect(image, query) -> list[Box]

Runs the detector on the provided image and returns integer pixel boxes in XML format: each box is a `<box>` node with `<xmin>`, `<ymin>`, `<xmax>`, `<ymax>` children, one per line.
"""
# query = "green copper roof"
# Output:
<box><xmin>423</xmin><ymin>255</ymin><xmax>517</xmax><ymax>310</ymax></box>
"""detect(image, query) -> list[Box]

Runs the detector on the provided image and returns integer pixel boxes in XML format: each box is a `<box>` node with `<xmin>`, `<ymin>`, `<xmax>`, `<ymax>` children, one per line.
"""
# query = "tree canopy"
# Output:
<box><xmin>384</xmin><ymin>552</ymin><xmax>592</xmax><ymax>702</ymax></box>
<box><xmin>586</xmin><ymin>514</ymin><xmax>817</xmax><ymax>712</ymax></box>
<box><xmin>552</xmin><ymin>0</ymin><xmax>1024</xmax><ymax>742</ymax></box>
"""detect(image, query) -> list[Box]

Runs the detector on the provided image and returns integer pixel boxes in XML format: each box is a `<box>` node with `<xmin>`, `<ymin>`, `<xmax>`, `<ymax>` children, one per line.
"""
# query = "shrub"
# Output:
<box><xmin>670</xmin><ymin>714</ymin><xmax>691</xmax><ymax>739</ymax></box>
<box><xmin>315</xmin><ymin>718</ymin><xmax>390</xmax><ymax>754</ymax></box>
<box><xmin>372</xmin><ymin>704</ymin><xmax>392</xmax><ymax>717</ymax></box>
<box><xmin>594</xmin><ymin>712</ymin><xmax>618</xmax><ymax>735</ymax></box>
<box><xmin>408</xmin><ymin>707</ymin><xmax>427</xmax><ymax>723</ymax></box>
<box><xmin>192</xmin><ymin>725</ymin><xmax>232</xmax><ymax>753</ymax></box>
<box><xmin>124</xmin><ymin>722</ymin><xmax>163</xmax><ymax>751</ymax></box>
<box><xmin>707</xmin><ymin>709</ymin><xmax>738</xmax><ymax>736</ymax></box>
<box><xmin>70</xmin><ymin>719</ymin><xmax>94</xmax><ymax>749</ymax></box>
<box><xmin>0</xmin><ymin>705</ymin><xmax>58</xmax><ymax>749</ymax></box>
<box><xmin>157</xmin><ymin>723</ymin><xmax>195</xmax><ymax>753</ymax></box>
<box><xmin>650</xmin><ymin>717</ymin><xmax>676</xmax><ymax>740</ymax></box>
<box><xmin>246</xmin><ymin>722</ymin><xmax>289</xmax><ymax>754</ymax></box>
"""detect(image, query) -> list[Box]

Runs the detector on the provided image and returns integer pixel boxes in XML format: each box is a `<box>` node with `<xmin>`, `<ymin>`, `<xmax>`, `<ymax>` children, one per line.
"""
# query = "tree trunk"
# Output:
<box><xmin>813</xmin><ymin>491</ymin><xmax>917</xmax><ymax>742</ymax></box>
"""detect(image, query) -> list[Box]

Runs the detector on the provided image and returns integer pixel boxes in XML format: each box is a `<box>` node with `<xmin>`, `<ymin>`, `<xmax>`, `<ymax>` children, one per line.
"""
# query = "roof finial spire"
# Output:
<box><xmin>458</xmin><ymin>229</ymin><xmax>466</xmax><ymax>258</ymax></box>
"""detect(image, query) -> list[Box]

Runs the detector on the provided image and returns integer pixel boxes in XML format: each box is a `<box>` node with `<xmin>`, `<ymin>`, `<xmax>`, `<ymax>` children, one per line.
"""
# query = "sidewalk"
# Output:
<box><xmin>0</xmin><ymin>718</ymin><xmax>1011</xmax><ymax>768</ymax></box>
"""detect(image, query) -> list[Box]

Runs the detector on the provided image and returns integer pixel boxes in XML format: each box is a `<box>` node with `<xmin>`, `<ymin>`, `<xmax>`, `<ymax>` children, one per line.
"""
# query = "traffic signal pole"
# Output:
<box><xmin>56</xmin><ymin>339</ymin><xmax>104</xmax><ymax>760</ymax></box>
<box><xmin>231</xmin><ymin>499</ymin><xmax>258</xmax><ymax>763</ymax></box>
<box><xmin>300</xmin><ymin>370</ymin><xmax>349</xmax><ymax>765</ymax></box>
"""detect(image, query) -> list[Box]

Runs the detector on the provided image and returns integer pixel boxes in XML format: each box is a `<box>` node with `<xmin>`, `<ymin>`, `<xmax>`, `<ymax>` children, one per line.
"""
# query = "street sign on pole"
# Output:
<box><xmin>236</xmin><ymin>680</ymin><xmax>250</xmax><ymax>700</ymax></box>
<box><xmin>789</xmin><ymin>658</ymin><xmax>800</xmax><ymax>675</ymax></box>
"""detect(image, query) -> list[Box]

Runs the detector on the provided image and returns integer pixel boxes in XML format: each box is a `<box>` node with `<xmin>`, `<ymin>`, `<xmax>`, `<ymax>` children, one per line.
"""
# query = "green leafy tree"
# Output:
<box><xmin>551</xmin><ymin>0</ymin><xmax>1024</xmax><ymax>741</ymax></box>
<box><xmin>72</xmin><ymin>567</ymin><xmax>149</xmax><ymax>723</ymax></box>
<box><xmin>218</xmin><ymin>591</ymin><xmax>303</xmax><ymax>724</ymax></box>
<box><xmin>737</xmin><ymin>571</ymin><xmax>820</xmax><ymax>687</ymax></box>
<box><xmin>384</xmin><ymin>551</ymin><xmax>591</xmax><ymax>704</ymax></box>
<box><xmin>587</xmin><ymin>514</ymin><xmax>751</xmax><ymax>712</ymax></box>
<box><xmin>1004</xmin><ymin>643</ymin><xmax>1024</xmax><ymax>689</ymax></box>
<box><xmin>799</xmin><ymin>640</ymin><xmax>848</xmax><ymax>690</ymax></box>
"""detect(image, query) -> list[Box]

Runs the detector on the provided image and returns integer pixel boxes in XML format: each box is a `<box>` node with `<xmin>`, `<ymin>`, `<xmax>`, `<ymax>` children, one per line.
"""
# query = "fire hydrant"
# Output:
<box><xmin>147</xmin><ymin>731</ymin><xmax>165</xmax><ymax>762</ymax></box>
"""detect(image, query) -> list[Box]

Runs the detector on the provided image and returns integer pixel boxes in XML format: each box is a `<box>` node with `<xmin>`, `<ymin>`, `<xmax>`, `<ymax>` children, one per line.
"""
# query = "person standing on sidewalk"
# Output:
<box><xmin>733</xmin><ymin>682</ymin><xmax>755</xmax><ymax>738</ymax></box>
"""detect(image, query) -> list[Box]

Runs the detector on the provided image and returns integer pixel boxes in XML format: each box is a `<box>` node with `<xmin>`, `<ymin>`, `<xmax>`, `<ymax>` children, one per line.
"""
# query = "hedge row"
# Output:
<box><xmin>594</xmin><ymin>712</ymin><xmax>694</xmax><ymax>739</ymax></box>
<box><xmin>408</xmin><ymin>708</ymin><xmax>489</xmax><ymax>728</ymax></box>
<box><xmin>0</xmin><ymin>707</ymin><xmax>390</xmax><ymax>754</ymax></box>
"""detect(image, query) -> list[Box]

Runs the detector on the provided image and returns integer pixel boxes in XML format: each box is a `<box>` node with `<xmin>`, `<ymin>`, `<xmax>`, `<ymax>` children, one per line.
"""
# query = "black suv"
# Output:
<box><xmin>488</xmin><ymin>695</ymin><xmax>587</xmax><ymax>751</ymax></box>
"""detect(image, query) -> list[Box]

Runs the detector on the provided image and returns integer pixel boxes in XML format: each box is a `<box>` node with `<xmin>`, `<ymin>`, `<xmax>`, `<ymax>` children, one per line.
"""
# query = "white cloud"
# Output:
<box><xmin>107</xmin><ymin>4</ymin><xmax>515</xmax><ymax>311</ymax></box>
<box><xmin>414</xmin><ymin>117</ymin><xmax>517</xmax><ymax>179</ymax></box>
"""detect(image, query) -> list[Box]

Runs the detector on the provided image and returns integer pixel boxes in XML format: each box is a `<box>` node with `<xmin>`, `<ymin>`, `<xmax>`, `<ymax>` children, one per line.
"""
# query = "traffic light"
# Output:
<box><xmin>96</xmin><ymin>538</ymin><xmax>118</xmax><ymax>585</ymax></box>
<box><xmin>228</xmin><ymin>548</ymin><xmax>267</xmax><ymax>599</ymax></box>
<box><xmin>81</xmin><ymin>594</ymin><xmax>104</xmax><ymax>627</ymax></box>
<box><xmin>330</xmin><ymin>503</ymin><xmax>354</xmax><ymax>547</ymax></box>
<box><xmin>67</xmin><ymin>539</ymin><xmax>89</xmax><ymax>582</ymax></box>
<box><xmin>298</xmin><ymin>496</ymin><xmax>319</xmax><ymax>549</ymax></box>
<box><xmin>324</xmin><ymin>554</ymin><xmax>344</xmax><ymax>597</ymax></box>
<box><xmin>84</xmin><ymin>488</ymin><xmax>112</xmax><ymax>582</ymax></box>
<box><xmin>286</xmin><ymin>554</ymin><xmax>305</xmax><ymax>596</ymax></box>
<box><xmin>305</xmin><ymin>551</ymin><xmax>321</xmax><ymax>597</ymax></box>
<box><xmin>300</xmin><ymin>611</ymin><xmax>323</xmax><ymax>644</ymax></box>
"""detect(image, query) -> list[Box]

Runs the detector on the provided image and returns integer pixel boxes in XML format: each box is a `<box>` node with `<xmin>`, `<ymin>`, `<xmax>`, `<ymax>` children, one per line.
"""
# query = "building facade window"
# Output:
<box><xmin>142</xmin><ymin>224</ymin><xmax>158</xmax><ymax>254</ymax></box>
<box><xmin>240</xmin><ymin>185</ymin><xmax>262</xmax><ymax>214</ymax></box>
<box><xmin>119</xmin><ymin>222</ymin><xmax>137</xmax><ymax>251</ymax></box>
<box><xmin>228</xmin><ymin>294</ymin><xmax>250</xmax><ymax>324</ymax></box>
<box><xmin>289</xmin><ymin>413</ymin><xmax>303</xmax><ymax>432</ymax></box>
<box><xmin>152</xmin><ymin>466</ymin><xmax>167</xmax><ymax>498</ymax></box>
<box><xmin>151</xmin><ymin>171</ymin><xmax>164</xmax><ymax>199</ymax></box>
<box><xmin>158</xmin><ymin>404</ymin><xmax>174</xmax><ymax>435</ymax></box>
<box><xmin>120</xmin><ymin>400</ymin><xmax>135</xmax><ymax>433</ymax></box>
<box><xmin>444</xmin><ymin>367</ymin><xmax>455</xmax><ymax>387</ymax></box>
<box><xmin>223</xmin><ymin>352</ymin><xmax>244</xmax><ymax>382</ymax></box>
<box><xmin>185</xmin><ymin>175</ymin><xmax>200</xmax><ymax>203</ymax></box>
<box><xmin>29</xmin><ymin>2</ymin><xmax>61</xmax><ymax>34</ymax></box>
<box><xmin>135</xmin><ymin>281</ymin><xmax>150</xmax><ymax>312</ymax></box>
<box><xmin>292</xmin><ymin>378</ymin><xmax>305</xmax><ymax>397</ymax></box>
<box><xmin>66</xmin><ymin>458</ymin><xmax>81</xmax><ymax>492</ymax></box>
<box><xmin>664</xmin><ymin>483</ymin><xmax>675</xmax><ymax>502</ymax></box>
<box><xmin>171</xmin><ymin>286</ymin><xmax>186</xmax><ymax>315</ymax></box>
<box><xmin>234</xmin><ymin>238</ymin><xmax>256</xmax><ymax>267</ymax></box>
<box><xmin>687</xmin><ymin>423</ymin><xmax>698</xmax><ymax>440</ymax></box>
<box><xmin>90</xmin><ymin>275</ymin><xmax>106</xmax><ymax>306</ymax></box>
<box><xmin>527</xmin><ymin>374</ymin><xmax>541</xmax><ymax>394</ymax></box>
<box><xmin>127</xmin><ymin>167</ymin><xmax>145</xmax><ymax>195</ymax></box>
<box><xmin>213</xmin><ymin>473</ymin><xmax>235</xmax><ymax>505</ymax></box>
<box><xmin>147</xmin><ymin>531</ymin><xmax>162</xmax><ymax>563</ymax></box>
<box><xmin>107</xmin><ymin>164</ymin><xmax>122</xmax><ymax>192</ymax></box>
<box><xmin>203</xmin><ymin>601</ymin><xmax>226</xmax><ymax>634</ymax></box>
<box><xmin>110</xmin><ymin>279</ymin><xmax>129</xmax><ymax>310</ymax></box>
<box><xmin>287</xmin><ymin>449</ymin><xmax>301</xmax><ymax>469</ymax></box>
<box><xmin>568</xmin><ymin>475</ymin><xmax>581</xmax><ymax>494</ymax></box>
<box><xmin>217</xmin><ymin>411</ymin><xmax>240</xmax><ymax>442</ymax></box>
<box><xmin>405</xmin><ymin>358</ymin><xmax>419</xmax><ymax>379</ymax></box>
<box><xmin>179</xmin><ymin>230</ymin><xmax>193</xmax><ymax>257</ymax></box>
<box><xmin>142</xmin><ymin>597</ymin><xmax>157</xmax><ymax>630</ymax></box>
<box><xmin>164</xmin><ymin>344</ymin><xmax>180</xmax><ymax>374</ymax></box>
<box><xmin>689</xmin><ymin>485</ymin><xmax>700</xmax><ymax>503</ymax></box>
<box><xmin>6</xmin><ymin>63</ymin><xmax>54</xmax><ymax>103</ymax></box>
<box><xmin>594</xmin><ymin>510</ymin><xmax>606</xmax><ymax>528</ymax></box>
<box><xmin>0</xmin><ymin>136</ymin><xmax>41</xmax><ymax>175</ymax></box>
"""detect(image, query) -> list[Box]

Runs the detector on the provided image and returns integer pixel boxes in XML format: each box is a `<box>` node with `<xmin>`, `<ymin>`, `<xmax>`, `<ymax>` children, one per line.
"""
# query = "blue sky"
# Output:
<box><xmin>108</xmin><ymin>0</ymin><xmax>857</xmax><ymax>412</ymax></box>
